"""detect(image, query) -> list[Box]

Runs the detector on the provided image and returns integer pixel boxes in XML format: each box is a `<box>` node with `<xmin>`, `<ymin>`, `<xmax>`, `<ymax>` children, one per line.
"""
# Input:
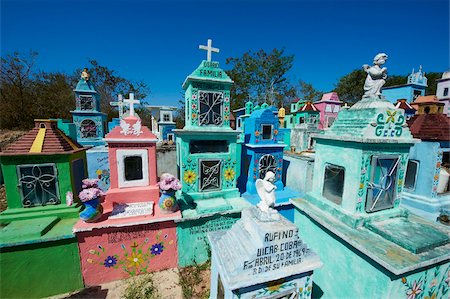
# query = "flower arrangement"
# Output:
<box><xmin>79</xmin><ymin>179</ymin><xmax>105</xmax><ymax>202</ymax></box>
<box><xmin>158</xmin><ymin>173</ymin><xmax>182</xmax><ymax>191</ymax></box>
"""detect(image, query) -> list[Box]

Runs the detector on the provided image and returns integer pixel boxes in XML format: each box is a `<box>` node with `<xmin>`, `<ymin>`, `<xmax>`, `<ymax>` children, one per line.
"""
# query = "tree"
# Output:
<box><xmin>296</xmin><ymin>80</ymin><xmax>322</xmax><ymax>102</ymax></box>
<box><xmin>334</xmin><ymin>69</ymin><xmax>367</xmax><ymax>104</ymax></box>
<box><xmin>225</xmin><ymin>48</ymin><xmax>296</xmax><ymax>110</ymax></box>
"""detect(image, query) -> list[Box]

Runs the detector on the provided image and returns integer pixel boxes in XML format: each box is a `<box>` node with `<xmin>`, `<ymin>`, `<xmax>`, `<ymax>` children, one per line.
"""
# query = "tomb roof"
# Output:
<box><xmin>300</xmin><ymin>101</ymin><xmax>319</xmax><ymax>112</ymax></box>
<box><xmin>182</xmin><ymin>60</ymin><xmax>233</xmax><ymax>89</ymax></box>
<box><xmin>395</xmin><ymin>99</ymin><xmax>416</xmax><ymax>113</ymax></box>
<box><xmin>317</xmin><ymin>92</ymin><xmax>342</xmax><ymax>103</ymax></box>
<box><xmin>105</xmin><ymin>116</ymin><xmax>158</xmax><ymax>143</ymax></box>
<box><xmin>413</xmin><ymin>95</ymin><xmax>439</xmax><ymax>104</ymax></box>
<box><xmin>407</xmin><ymin>113</ymin><xmax>450</xmax><ymax>141</ymax></box>
<box><xmin>74</xmin><ymin>78</ymin><xmax>97</xmax><ymax>93</ymax></box>
<box><xmin>0</xmin><ymin>119</ymin><xmax>85</xmax><ymax>155</ymax></box>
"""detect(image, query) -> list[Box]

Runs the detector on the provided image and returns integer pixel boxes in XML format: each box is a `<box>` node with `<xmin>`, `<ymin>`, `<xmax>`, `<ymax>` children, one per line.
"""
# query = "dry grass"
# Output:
<box><xmin>179</xmin><ymin>261</ymin><xmax>211</xmax><ymax>299</ymax></box>
<box><xmin>0</xmin><ymin>129</ymin><xmax>27</xmax><ymax>151</ymax></box>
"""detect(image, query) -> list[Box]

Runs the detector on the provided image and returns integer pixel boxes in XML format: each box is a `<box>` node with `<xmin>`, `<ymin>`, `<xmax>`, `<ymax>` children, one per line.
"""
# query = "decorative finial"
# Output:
<box><xmin>199</xmin><ymin>39</ymin><xmax>219</xmax><ymax>62</ymax></box>
<box><xmin>81</xmin><ymin>68</ymin><xmax>90</xmax><ymax>81</ymax></box>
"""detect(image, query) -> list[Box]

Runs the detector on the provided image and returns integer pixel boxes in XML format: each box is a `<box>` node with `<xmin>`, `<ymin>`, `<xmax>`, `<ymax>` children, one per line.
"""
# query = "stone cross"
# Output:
<box><xmin>123</xmin><ymin>93</ymin><xmax>140</xmax><ymax>117</ymax></box>
<box><xmin>199</xmin><ymin>39</ymin><xmax>219</xmax><ymax>62</ymax></box>
<box><xmin>110</xmin><ymin>94</ymin><xmax>125</xmax><ymax>118</ymax></box>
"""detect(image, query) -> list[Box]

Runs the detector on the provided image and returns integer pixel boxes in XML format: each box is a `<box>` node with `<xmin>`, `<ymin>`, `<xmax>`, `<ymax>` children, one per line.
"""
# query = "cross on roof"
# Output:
<box><xmin>199</xmin><ymin>39</ymin><xmax>219</xmax><ymax>62</ymax></box>
<box><xmin>123</xmin><ymin>93</ymin><xmax>140</xmax><ymax>117</ymax></box>
<box><xmin>110</xmin><ymin>94</ymin><xmax>125</xmax><ymax>118</ymax></box>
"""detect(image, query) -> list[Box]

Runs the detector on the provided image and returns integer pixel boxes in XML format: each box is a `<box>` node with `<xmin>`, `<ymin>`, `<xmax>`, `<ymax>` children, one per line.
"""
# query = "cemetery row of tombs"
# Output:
<box><xmin>1</xmin><ymin>42</ymin><xmax>449</xmax><ymax>299</ymax></box>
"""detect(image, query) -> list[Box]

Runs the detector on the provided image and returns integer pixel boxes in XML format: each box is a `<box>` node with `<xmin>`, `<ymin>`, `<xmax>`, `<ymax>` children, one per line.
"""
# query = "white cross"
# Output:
<box><xmin>110</xmin><ymin>94</ymin><xmax>125</xmax><ymax>118</ymax></box>
<box><xmin>199</xmin><ymin>39</ymin><xmax>219</xmax><ymax>62</ymax></box>
<box><xmin>123</xmin><ymin>93</ymin><xmax>140</xmax><ymax>117</ymax></box>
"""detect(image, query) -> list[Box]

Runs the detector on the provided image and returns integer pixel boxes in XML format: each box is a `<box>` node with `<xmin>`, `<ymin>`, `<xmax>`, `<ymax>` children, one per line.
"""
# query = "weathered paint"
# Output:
<box><xmin>76</xmin><ymin>221</ymin><xmax>178</xmax><ymax>285</ymax></box>
<box><xmin>293</xmin><ymin>208</ymin><xmax>450</xmax><ymax>298</ymax></box>
<box><xmin>86</xmin><ymin>145</ymin><xmax>111</xmax><ymax>191</ymax></box>
<box><xmin>0</xmin><ymin>223</ymin><xmax>83</xmax><ymax>298</ymax></box>
<box><xmin>176</xmin><ymin>213</ymin><xmax>240</xmax><ymax>267</ymax></box>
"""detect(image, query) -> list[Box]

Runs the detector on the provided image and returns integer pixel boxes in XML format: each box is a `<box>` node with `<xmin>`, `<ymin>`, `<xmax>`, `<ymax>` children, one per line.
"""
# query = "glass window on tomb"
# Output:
<box><xmin>80</xmin><ymin>119</ymin><xmax>98</xmax><ymax>138</ymax></box>
<box><xmin>404</xmin><ymin>160</ymin><xmax>419</xmax><ymax>190</ymax></box>
<box><xmin>17</xmin><ymin>163</ymin><xmax>60</xmax><ymax>207</ymax></box>
<box><xmin>80</xmin><ymin>95</ymin><xmax>94</xmax><ymax>111</ymax></box>
<box><xmin>163</xmin><ymin>113</ymin><xmax>170</xmax><ymax>122</ymax></box>
<box><xmin>124</xmin><ymin>156</ymin><xmax>143</xmax><ymax>181</ymax></box>
<box><xmin>198</xmin><ymin>91</ymin><xmax>224</xmax><ymax>126</ymax></box>
<box><xmin>262</xmin><ymin>124</ymin><xmax>273</xmax><ymax>140</ymax></box>
<box><xmin>190</xmin><ymin>140</ymin><xmax>229</xmax><ymax>154</ymax></box>
<box><xmin>322</xmin><ymin>164</ymin><xmax>345</xmax><ymax>205</ymax></box>
<box><xmin>365</xmin><ymin>155</ymin><xmax>399</xmax><ymax>213</ymax></box>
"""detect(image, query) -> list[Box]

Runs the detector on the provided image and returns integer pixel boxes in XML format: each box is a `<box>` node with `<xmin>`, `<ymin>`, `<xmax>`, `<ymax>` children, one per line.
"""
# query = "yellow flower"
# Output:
<box><xmin>183</xmin><ymin>170</ymin><xmax>196</xmax><ymax>184</ymax></box>
<box><xmin>224</xmin><ymin>168</ymin><xmax>236</xmax><ymax>181</ymax></box>
<box><xmin>96</xmin><ymin>169</ymin><xmax>102</xmax><ymax>175</ymax></box>
<box><xmin>267</xmin><ymin>279</ymin><xmax>284</xmax><ymax>292</ymax></box>
<box><xmin>424</xmin><ymin>293</ymin><xmax>436</xmax><ymax>299</ymax></box>
<box><xmin>127</xmin><ymin>252</ymin><xmax>143</xmax><ymax>268</ymax></box>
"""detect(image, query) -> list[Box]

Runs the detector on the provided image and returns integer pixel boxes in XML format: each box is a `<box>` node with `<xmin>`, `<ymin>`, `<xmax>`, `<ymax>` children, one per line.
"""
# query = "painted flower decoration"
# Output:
<box><xmin>96</xmin><ymin>169</ymin><xmax>102</xmax><ymax>176</ymax></box>
<box><xmin>255</xmin><ymin>130</ymin><xmax>260</xmax><ymax>137</ymax></box>
<box><xmin>104</xmin><ymin>256</ymin><xmax>117</xmax><ymax>268</ymax></box>
<box><xmin>224</xmin><ymin>168</ymin><xmax>236</xmax><ymax>181</ymax></box>
<box><xmin>162</xmin><ymin>197</ymin><xmax>174</xmax><ymax>209</ymax></box>
<box><xmin>192</xmin><ymin>113</ymin><xmax>197</xmax><ymax>119</ymax></box>
<box><xmin>274</xmin><ymin>129</ymin><xmax>278</xmax><ymax>135</ymax></box>
<box><xmin>158</xmin><ymin>173</ymin><xmax>182</xmax><ymax>191</ymax></box>
<box><xmin>192</xmin><ymin>94</ymin><xmax>197</xmax><ymax>99</ymax></box>
<box><xmin>151</xmin><ymin>243</ymin><xmax>164</xmax><ymax>255</ymax></box>
<box><xmin>406</xmin><ymin>281</ymin><xmax>422</xmax><ymax>299</ymax></box>
<box><xmin>127</xmin><ymin>252</ymin><xmax>143</xmax><ymax>268</ymax></box>
<box><xmin>192</xmin><ymin>104</ymin><xmax>197</xmax><ymax>110</ymax></box>
<box><xmin>183</xmin><ymin>170</ymin><xmax>197</xmax><ymax>184</ymax></box>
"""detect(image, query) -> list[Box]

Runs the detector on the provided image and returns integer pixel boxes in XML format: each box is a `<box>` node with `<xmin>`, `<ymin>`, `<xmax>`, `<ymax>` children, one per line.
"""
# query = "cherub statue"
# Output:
<box><xmin>81</xmin><ymin>68</ymin><xmax>90</xmax><ymax>81</ymax></box>
<box><xmin>362</xmin><ymin>53</ymin><xmax>388</xmax><ymax>98</ymax></box>
<box><xmin>256</xmin><ymin>171</ymin><xmax>278</xmax><ymax>216</ymax></box>
<box><xmin>132</xmin><ymin>119</ymin><xmax>143</xmax><ymax>136</ymax></box>
<box><xmin>120</xmin><ymin>119</ymin><xmax>131</xmax><ymax>135</ymax></box>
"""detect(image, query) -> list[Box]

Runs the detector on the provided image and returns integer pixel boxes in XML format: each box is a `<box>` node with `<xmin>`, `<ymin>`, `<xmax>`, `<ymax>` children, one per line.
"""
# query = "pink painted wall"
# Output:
<box><xmin>77</xmin><ymin>221</ymin><xmax>178</xmax><ymax>285</ymax></box>
<box><xmin>315</xmin><ymin>92</ymin><xmax>343</xmax><ymax>129</ymax></box>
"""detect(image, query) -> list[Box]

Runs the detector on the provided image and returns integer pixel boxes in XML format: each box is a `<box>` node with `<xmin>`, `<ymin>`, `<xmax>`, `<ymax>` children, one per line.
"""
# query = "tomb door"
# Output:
<box><xmin>17</xmin><ymin>163</ymin><xmax>60</xmax><ymax>207</ymax></box>
<box><xmin>199</xmin><ymin>159</ymin><xmax>222</xmax><ymax>191</ymax></box>
<box><xmin>80</xmin><ymin>119</ymin><xmax>98</xmax><ymax>138</ymax></box>
<box><xmin>198</xmin><ymin>90</ymin><xmax>224</xmax><ymax>126</ymax></box>
<box><xmin>365</xmin><ymin>155</ymin><xmax>399</xmax><ymax>213</ymax></box>
<box><xmin>258</xmin><ymin>154</ymin><xmax>277</xmax><ymax>179</ymax></box>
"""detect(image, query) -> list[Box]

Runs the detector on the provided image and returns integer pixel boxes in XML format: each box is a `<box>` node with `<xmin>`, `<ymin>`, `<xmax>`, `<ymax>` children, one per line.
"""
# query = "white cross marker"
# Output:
<box><xmin>199</xmin><ymin>39</ymin><xmax>219</xmax><ymax>62</ymax></box>
<box><xmin>123</xmin><ymin>93</ymin><xmax>140</xmax><ymax>117</ymax></box>
<box><xmin>110</xmin><ymin>94</ymin><xmax>125</xmax><ymax>118</ymax></box>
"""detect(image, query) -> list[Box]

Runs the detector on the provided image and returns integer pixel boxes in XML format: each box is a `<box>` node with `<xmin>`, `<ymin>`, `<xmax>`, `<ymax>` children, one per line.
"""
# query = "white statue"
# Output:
<box><xmin>362</xmin><ymin>53</ymin><xmax>388</xmax><ymax>98</ymax></box>
<box><xmin>256</xmin><ymin>171</ymin><xmax>278</xmax><ymax>219</ymax></box>
<box><xmin>119</xmin><ymin>119</ymin><xmax>131</xmax><ymax>135</ymax></box>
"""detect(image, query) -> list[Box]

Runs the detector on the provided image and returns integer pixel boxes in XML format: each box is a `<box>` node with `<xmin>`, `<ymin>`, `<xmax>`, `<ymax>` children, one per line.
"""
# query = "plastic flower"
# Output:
<box><xmin>78</xmin><ymin>187</ymin><xmax>105</xmax><ymax>202</ymax></box>
<box><xmin>82</xmin><ymin>178</ymin><xmax>99</xmax><ymax>188</ymax></box>
<box><xmin>104</xmin><ymin>256</ymin><xmax>117</xmax><ymax>268</ymax></box>
<box><xmin>66</xmin><ymin>191</ymin><xmax>73</xmax><ymax>206</ymax></box>
<box><xmin>183</xmin><ymin>170</ymin><xmax>196</xmax><ymax>184</ymax></box>
<box><xmin>406</xmin><ymin>281</ymin><xmax>422</xmax><ymax>299</ymax></box>
<box><xmin>127</xmin><ymin>252</ymin><xmax>143</xmax><ymax>268</ymax></box>
<box><xmin>224</xmin><ymin>168</ymin><xmax>236</xmax><ymax>181</ymax></box>
<box><xmin>158</xmin><ymin>173</ymin><xmax>182</xmax><ymax>191</ymax></box>
<box><xmin>151</xmin><ymin>243</ymin><xmax>164</xmax><ymax>255</ymax></box>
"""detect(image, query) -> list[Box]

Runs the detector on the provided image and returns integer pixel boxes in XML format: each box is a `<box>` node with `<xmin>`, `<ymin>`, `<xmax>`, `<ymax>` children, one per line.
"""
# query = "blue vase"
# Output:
<box><xmin>158</xmin><ymin>189</ymin><xmax>178</xmax><ymax>213</ymax></box>
<box><xmin>80</xmin><ymin>198</ymin><xmax>103</xmax><ymax>222</ymax></box>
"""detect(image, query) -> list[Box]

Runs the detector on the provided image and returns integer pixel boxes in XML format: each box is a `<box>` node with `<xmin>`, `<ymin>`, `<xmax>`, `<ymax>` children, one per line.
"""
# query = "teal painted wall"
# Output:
<box><xmin>294</xmin><ymin>210</ymin><xmax>449</xmax><ymax>298</ymax></box>
<box><xmin>176</xmin><ymin>213</ymin><xmax>240</xmax><ymax>267</ymax></box>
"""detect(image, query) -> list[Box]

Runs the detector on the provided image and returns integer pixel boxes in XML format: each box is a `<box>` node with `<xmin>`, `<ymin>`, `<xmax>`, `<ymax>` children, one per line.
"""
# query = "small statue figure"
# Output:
<box><xmin>81</xmin><ymin>68</ymin><xmax>90</xmax><ymax>81</ymax></box>
<box><xmin>362</xmin><ymin>53</ymin><xmax>388</xmax><ymax>98</ymax></box>
<box><xmin>255</xmin><ymin>171</ymin><xmax>279</xmax><ymax>220</ymax></box>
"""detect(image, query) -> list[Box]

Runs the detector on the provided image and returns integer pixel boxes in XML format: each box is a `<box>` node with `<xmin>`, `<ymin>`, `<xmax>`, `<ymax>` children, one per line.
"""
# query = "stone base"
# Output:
<box><xmin>106</xmin><ymin>185</ymin><xmax>160</xmax><ymax>204</ymax></box>
<box><xmin>401</xmin><ymin>192</ymin><xmax>450</xmax><ymax>223</ymax></box>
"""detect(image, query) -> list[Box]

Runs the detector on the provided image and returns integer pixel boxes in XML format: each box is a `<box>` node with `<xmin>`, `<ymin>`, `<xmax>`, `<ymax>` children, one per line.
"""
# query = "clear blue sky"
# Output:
<box><xmin>2</xmin><ymin>0</ymin><xmax>449</xmax><ymax>107</ymax></box>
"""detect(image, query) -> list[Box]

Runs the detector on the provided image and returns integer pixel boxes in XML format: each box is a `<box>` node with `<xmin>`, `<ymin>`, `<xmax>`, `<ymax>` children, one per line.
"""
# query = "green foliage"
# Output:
<box><xmin>0</xmin><ymin>52</ymin><xmax>150</xmax><ymax>129</ymax></box>
<box><xmin>122</xmin><ymin>274</ymin><xmax>160</xmax><ymax>299</ymax></box>
<box><xmin>424</xmin><ymin>72</ymin><xmax>441</xmax><ymax>95</ymax></box>
<box><xmin>296</xmin><ymin>80</ymin><xmax>322</xmax><ymax>102</ymax></box>
<box><xmin>226</xmin><ymin>48</ymin><xmax>296</xmax><ymax>110</ymax></box>
<box><xmin>334</xmin><ymin>69</ymin><xmax>366</xmax><ymax>104</ymax></box>
<box><xmin>179</xmin><ymin>260</ymin><xmax>211</xmax><ymax>299</ymax></box>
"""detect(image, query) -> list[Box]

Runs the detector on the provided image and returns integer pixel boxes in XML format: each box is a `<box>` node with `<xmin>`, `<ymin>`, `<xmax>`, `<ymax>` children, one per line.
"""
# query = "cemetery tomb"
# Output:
<box><xmin>208</xmin><ymin>206</ymin><xmax>322</xmax><ymax>299</ymax></box>
<box><xmin>146</xmin><ymin>105</ymin><xmax>177</xmax><ymax>143</ymax></box>
<box><xmin>73</xmin><ymin>95</ymin><xmax>180</xmax><ymax>285</ymax></box>
<box><xmin>436</xmin><ymin>71</ymin><xmax>450</xmax><ymax>116</ymax></box>
<box><xmin>382</xmin><ymin>66</ymin><xmax>428</xmax><ymax>104</ymax></box>
<box><xmin>0</xmin><ymin>119</ymin><xmax>86</xmax><ymax>298</ymax></box>
<box><xmin>401</xmin><ymin>98</ymin><xmax>450</xmax><ymax>222</ymax></box>
<box><xmin>175</xmin><ymin>39</ymin><xmax>250</xmax><ymax>266</ymax></box>
<box><xmin>70</xmin><ymin>68</ymin><xmax>107</xmax><ymax>146</ymax></box>
<box><xmin>290</xmin><ymin>54</ymin><xmax>450</xmax><ymax>298</ymax></box>
<box><xmin>239</xmin><ymin>107</ymin><xmax>300</xmax><ymax>221</ymax></box>
<box><xmin>314</xmin><ymin>92</ymin><xmax>343</xmax><ymax>130</ymax></box>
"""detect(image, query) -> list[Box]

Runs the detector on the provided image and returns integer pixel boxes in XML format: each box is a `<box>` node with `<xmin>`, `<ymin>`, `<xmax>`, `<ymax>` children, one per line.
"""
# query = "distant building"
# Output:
<box><xmin>395</xmin><ymin>99</ymin><xmax>416</xmax><ymax>120</ymax></box>
<box><xmin>146</xmin><ymin>105</ymin><xmax>177</xmax><ymax>142</ymax></box>
<box><xmin>382</xmin><ymin>66</ymin><xmax>427</xmax><ymax>104</ymax></box>
<box><xmin>436</xmin><ymin>71</ymin><xmax>450</xmax><ymax>116</ymax></box>
<box><xmin>314</xmin><ymin>92</ymin><xmax>343</xmax><ymax>130</ymax></box>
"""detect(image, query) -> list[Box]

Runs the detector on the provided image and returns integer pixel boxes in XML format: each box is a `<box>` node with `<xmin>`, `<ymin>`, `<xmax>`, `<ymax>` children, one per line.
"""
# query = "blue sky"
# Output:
<box><xmin>2</xmin><ymin>0</ymin><xmax>449</xmax><ymax>107</ymax></box>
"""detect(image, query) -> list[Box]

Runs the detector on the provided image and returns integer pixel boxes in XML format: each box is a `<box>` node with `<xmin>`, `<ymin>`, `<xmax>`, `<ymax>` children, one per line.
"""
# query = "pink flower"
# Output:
<box><xmin>158</xmin><ymin>173</ymin><xmax>182</xmax><ymax>191</ymax></box>
<box><xmin>66</xmin><ymin>191</ymin><xmax>73</xmax><ymax>206</ymax></box>
<box><xmin>82</xmin><ymin>178</ymin><xmax>99</xmax><ymax>188</ymax></box>
<box><xmin>79</xmin><ymin>187</ymin><xmax>104</xmax><ymax>202</ymax></box>
<box><xmin>407</xmin><ymin>281</ymin><xmax>422</xmax><ymax>299</ymax></box>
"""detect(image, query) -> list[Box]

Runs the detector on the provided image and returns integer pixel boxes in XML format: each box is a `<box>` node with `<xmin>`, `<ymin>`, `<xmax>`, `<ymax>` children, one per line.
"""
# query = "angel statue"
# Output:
<box><xmin>362</xmin><ymin>53</ymin><xmax>388</xmax><ymax>98</ymax></box>
<box><xmin>81</xmin><ymin>68</ymin><xmax>90</xmax><ymax>81</ymax></box>
<box><xmin>255</xmin><ymin>171</ymin><xmax>279</xmax><ymax>220</ymax></box>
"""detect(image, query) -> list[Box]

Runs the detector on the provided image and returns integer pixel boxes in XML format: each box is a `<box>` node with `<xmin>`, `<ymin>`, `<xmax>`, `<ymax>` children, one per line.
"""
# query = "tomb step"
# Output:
<box><xmin>0</xmin><ymin>216</ymin><xmax>60</xmax><ymax>242</ymax></box>
<box><xmin>195</xmin><ymin>197</ymin><xmax>232</xmax><ymax>215</ymax></box>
